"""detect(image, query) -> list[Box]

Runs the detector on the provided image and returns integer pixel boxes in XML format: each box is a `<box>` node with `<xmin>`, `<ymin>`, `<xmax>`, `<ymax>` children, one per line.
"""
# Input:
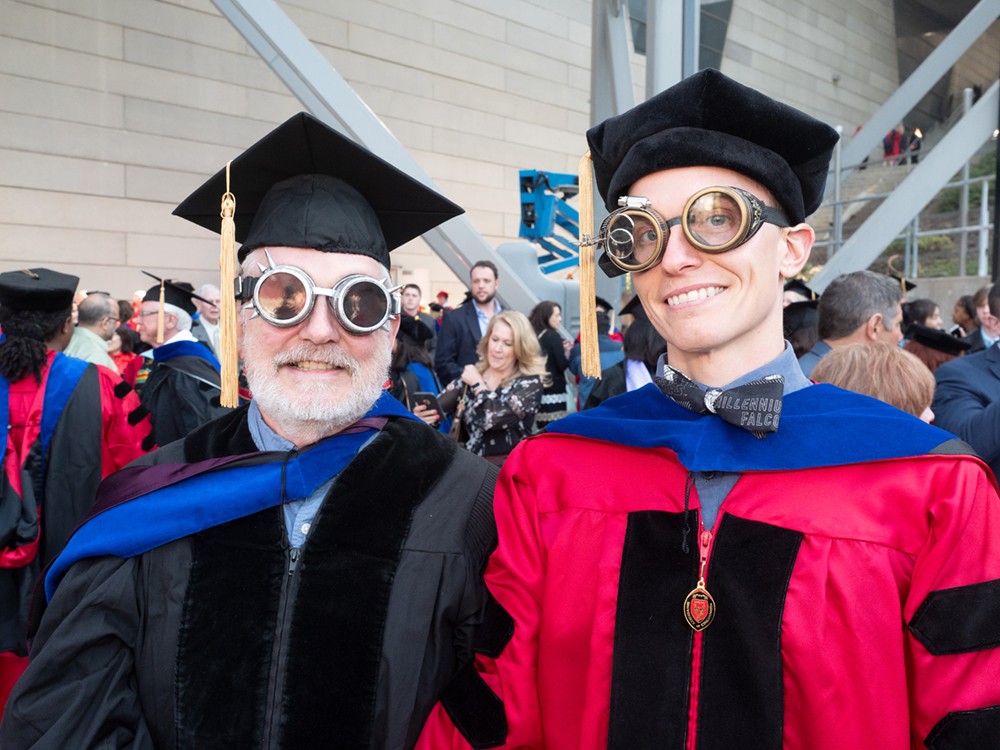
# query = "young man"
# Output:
<box><xmin>420</xmin><ymin>69</ymin><xmax>1000</xmax><ymax>748</ymax></box>
<box><xmin>400</xmin><ymin>282</ymin><xmax>438</xmax><ymax>357</ymax></box>
<box><xmin>1</xmin><ymin>113</ymin><xmax>499</xmax><ymax>749</ymax></box>
<box><xmin>434</xmin><ymin>261</ymin><xmax>503</xmax><ymax>384</ymax></box>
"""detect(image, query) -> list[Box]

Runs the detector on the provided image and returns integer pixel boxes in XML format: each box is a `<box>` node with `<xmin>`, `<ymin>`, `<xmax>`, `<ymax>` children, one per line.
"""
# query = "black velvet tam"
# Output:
<box><xmin>173</xmin><ymin>112</ymin><xmax>464</xmax><ymax>265</ymax></box>
<box><xmin>783</xmin><ymin>299</ymin><xmax>819</xmax><ymax>338</ymax></box>
<box><xmin>784</xmin><ymin>278</ymin><xmax>818</xmax><ymax>301</ymax></box>
<box><xmin>908</xmin><ymin>324</ymin><xmax>971</xmax><ymax>356</ymax></box>
<box><xmin>0</xmin><ymin>268</ymin><xmax>78</xmax><ymax>312</ymax></box>
<box><xmin>586</xmin><ymin>69</ymin><xmax>840</xmax><ymax>223</ymax></box>
<box><xmin>398</xmin><ymin>315</ymin><xmax>434</xmax><ymax>345</ymax></box>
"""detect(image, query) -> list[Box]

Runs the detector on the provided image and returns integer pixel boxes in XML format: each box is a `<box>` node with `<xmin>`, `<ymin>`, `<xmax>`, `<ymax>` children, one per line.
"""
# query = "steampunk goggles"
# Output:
<box><xmin>237</xmin><ymin>250</ymin><xmax>400</xmax><ymax>334</ymax></box>
<box><xmin>594</xmin><ymin>186</ymin><xmax>791</xmax><ymax>273</ymax></box>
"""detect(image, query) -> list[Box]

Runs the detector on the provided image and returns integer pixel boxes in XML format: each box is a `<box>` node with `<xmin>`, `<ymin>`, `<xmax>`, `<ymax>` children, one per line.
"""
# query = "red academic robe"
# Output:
<box><xmin>418</xmin><ymin>383</ymin><xmax>1000</xmax><ymax>749</ymax></box>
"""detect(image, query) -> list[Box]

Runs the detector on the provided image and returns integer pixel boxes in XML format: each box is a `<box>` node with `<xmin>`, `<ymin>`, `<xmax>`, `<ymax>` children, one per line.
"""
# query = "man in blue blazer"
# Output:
<box><xmin>932</xmin><ymin>282</ymin><xmax>1000</xmax><ymax>479</ymax></box>
<box><xmin>434</xmin><ymin>260</ymin><xmax>504</xmax><ymax>384</ymax></box>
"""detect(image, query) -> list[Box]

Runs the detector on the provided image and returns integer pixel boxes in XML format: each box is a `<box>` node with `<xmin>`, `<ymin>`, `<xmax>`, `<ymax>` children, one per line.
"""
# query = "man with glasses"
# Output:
<box><xmin>135</xmin><ymin>277</ymin><xmax>229</xmax><ymax>446</ymax></box>
<box><xmin>1</xmin><ymin>114</ymin><xmax>499</xmax><ymax>750</ymax></box>
<box><xmin>63</xmin><ymin>291</ymin><xmax>120</xmax><ymax>371</ymax></box>
<box><xmin>421</xmin><ymin>70</ymin><xmax>1000</xmax><ymax>748</ymax></box>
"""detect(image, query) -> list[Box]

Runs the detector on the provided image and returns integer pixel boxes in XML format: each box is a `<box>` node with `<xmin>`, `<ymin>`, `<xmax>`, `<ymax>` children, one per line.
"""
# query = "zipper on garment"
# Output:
<box><xmin>263</xmin><ymin>535</ymin><xmax>301</xmax><ymax>748</ymax></box>
<box><xmin>685</xmin><ymin>521</ymin><xmax>715</xmax><ymax>750</ymax></box>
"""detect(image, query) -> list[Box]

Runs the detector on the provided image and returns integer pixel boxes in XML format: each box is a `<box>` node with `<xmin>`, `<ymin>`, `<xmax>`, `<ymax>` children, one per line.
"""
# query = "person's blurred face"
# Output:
<box><xmin>239</xmin><ymin>247</ymin><xmax>399</xmax><ymax>444</ymax></box>
<box><xmin>547</xmin><ymin>305</ymin><xmax>562</xmax><ymax>330</ymax></box>
<box><xmin>925</xmin><ymin>306</ymin><xmax>943</xmax><ymax>330</ymax></box>
<box><xmin>874</xmin><ymin>302</ymin><xmax>905</xmax><ymax>345</ymax></box>
<box><xmin>953</xmin><ymin>301</ymin><xmax>973</xmax><ymax>329</ymax></box>
<box><xmin>470</xmin><ymin>266</ymin><xmax>499</xmax><ymax>305</ymax></box>
<box><xmin>197</xmin><ymin>291</ymin><xmax>221</xmax><ymax>325</ymax></box>
<box><xmin>108</xmin><ymin>330</ymin><xmax>122</xmax><ymax>354</ymax></box>
<box><xmin>401</xmin><ymin>287</ymin><xmax>421</xmax><ymax>316</ymax></box>
<box><xmin>486</xmin><ymin>321</ymin><xmax>516</xmax><ymax>374</ymax></box>
<box><xmin>136</xmin><ymin>302</ymin><xmax>168</xmax><ymax>347</ymax></box>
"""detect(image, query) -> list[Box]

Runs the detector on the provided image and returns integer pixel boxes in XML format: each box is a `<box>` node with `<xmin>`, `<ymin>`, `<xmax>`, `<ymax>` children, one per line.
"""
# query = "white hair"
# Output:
<box><xmin>162</xmin><ymin>303</ymin><xmax>192</xmax><ymax>332</ymax></box>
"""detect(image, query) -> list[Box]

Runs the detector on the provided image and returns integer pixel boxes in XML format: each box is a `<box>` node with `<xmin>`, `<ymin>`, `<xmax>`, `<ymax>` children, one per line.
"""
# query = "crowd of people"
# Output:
<box><xmin>2</xmin><ymin>71</ymin><xmax>1000</xmax><ymax>750</ymax></box>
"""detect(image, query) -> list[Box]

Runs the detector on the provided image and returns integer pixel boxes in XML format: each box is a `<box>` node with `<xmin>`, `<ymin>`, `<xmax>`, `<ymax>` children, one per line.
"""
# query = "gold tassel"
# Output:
<box><xmin>156</xmin><ymin>280</ymin><xmax>165</xmax><ymax>345</ymax></box>
<box><xmin>218</xmin><ymin>160</ymin><xmax>240</xmax><ymax>408</ymax></box>
<box><xmin>578</xmin><ymin>150</ymin><xmax>601</xmax><ymax>378</ymax></box>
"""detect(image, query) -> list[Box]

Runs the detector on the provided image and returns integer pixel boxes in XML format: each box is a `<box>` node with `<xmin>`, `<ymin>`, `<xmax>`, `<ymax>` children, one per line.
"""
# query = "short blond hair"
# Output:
<box><xmin>811</xmin><ymin>342</ymin><xmax>934</xmax><ymax>418</ymax></box>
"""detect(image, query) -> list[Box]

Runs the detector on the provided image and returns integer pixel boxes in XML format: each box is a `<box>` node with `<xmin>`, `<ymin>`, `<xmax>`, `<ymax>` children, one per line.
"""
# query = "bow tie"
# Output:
<box><xmin>655</xmin><ymin>365</ymin><xmax>784</xmax><ymax>438</ymax></box>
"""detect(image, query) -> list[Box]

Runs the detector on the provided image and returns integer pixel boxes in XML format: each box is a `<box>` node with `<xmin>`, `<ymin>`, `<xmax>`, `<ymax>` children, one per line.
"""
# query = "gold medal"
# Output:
<box><xmin>683</xmin><ymin>585</ymin><xmax>716</xmax><ymax>631</ymax></box>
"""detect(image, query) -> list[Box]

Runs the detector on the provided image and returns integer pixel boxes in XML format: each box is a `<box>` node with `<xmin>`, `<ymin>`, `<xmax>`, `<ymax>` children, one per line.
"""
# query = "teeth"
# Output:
<box><xmin>666</xmin><ymin>286</ymin><xmax>724</xmax><ymax>307</ymax></box>
<box><xmin>291</xmin><ymin>361</ymin><xmax>338</xmax><ymax>371</ymax></box>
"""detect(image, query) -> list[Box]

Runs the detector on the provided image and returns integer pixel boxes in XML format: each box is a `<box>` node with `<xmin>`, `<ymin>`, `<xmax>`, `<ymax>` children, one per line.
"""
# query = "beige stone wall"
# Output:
<box><xmin>0</xmin><ymin>0</ymin><xmax>593</xmax><ymax>303</ymax></box>
<box><xmin>723</xmin><ymin>0</ymin><xmax>900</xmax><ymax>131</ymax></box>
<box><xmin>0</xmin><ymin>0</ymin><xmax>993</xmax><ymax>303</ymax></box>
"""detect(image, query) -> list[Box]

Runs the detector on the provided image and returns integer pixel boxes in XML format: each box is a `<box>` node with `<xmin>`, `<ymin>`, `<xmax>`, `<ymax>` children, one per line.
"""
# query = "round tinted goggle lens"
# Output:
<box><xmin>604</xmin><ymin>210</ymin><xmax>663</xmax><ymax>267</ymax></box>
<box><xmin>337</xmin><ymin>277</ymin><xmax>392</xmax><ymax>333</ymax></box>
<box><xmin>256</xmin><ymin>271</ymin><xmax>310</xmax><ymax>325</ymax></box>
<box><xmin>683</xmin><ymin>189</ymin><xmax>751</xmax><ymax>252</ymax></box>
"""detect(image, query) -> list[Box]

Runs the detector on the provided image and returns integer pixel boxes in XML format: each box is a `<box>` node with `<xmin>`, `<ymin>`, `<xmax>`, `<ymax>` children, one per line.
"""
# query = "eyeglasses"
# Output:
<box><xmin>589</xmin><ymin>186</ymin><xmax>791</xmax><ymax>273</ymax></box>
<box><xmin>238</xmin><ymin>250</ymin><xmax>401</xmax><ymax>334</ymax></box>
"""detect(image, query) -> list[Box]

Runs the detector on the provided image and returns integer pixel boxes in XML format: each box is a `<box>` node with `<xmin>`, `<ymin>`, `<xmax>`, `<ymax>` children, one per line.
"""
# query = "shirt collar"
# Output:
<box><xmin>657</xmin><ymin>342</ymin><xmax>812</xmax><ymax>396</ymax></box>
<box><xmin>248</xmin><ymin>400</ymin><xmax>296</xmax><ymax>452</ymax></box>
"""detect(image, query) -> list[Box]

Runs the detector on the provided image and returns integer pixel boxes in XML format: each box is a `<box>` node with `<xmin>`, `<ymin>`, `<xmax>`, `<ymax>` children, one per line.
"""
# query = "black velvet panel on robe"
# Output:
<box><xmin>174</xmin><ymin>416</ymin><xmax>457</xmax><ymax>748</ymax></box>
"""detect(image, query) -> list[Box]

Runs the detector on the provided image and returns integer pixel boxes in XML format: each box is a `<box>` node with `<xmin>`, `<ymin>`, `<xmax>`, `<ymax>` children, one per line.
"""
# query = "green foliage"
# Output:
<box><xmin>935</xmin><ymin>151</ymin><xmax>997</xmax><ymax>213</ymax></box>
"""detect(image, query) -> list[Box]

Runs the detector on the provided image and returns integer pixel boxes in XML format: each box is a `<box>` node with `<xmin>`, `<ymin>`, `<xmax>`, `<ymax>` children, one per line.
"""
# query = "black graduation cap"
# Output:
<box><xmin>620</xmin><ymin>295</ymin><xmax>647</xmax><ymax>319</ymax></box>
<box><xmin>398</xmin><ymin>315</ymin><xmax>434</xmax><ymax>346</ymax></box>
<box><xmin>586</xmin><ymin>69</ymin><xmax>839</xmax><ymax>223</ymax></box>
<box><xmin>907</xmin><ymin>324</ymin><xmax>971</xmax><ymax>357</ymax></box>
<box><xmin>784</xmin><ymin>278</ymin><xmax>818</xmax><ymax>302</ymax></box>
<box><xmin>0</xmin><ymin>268</ymin><xmax>78</xmax><ymax>312</ymax></box>
<box><xmin>172</xmin><ymin>112</ymin><xmax>464</xmax><ymax>266</ymax></box>
<box><xmin>888</xmin><ymin>274</ymin><xmax>917</xmax><ymax>294</ymax></box>
<box><xmin>140</xmin><ymin>271</ymin><xmax>212</xmax><ymax>316</ymax></box>
<box><xmin>783</xmin><ymin>299</ymin><xmax>819</xmax><ymax>338</ymax></box>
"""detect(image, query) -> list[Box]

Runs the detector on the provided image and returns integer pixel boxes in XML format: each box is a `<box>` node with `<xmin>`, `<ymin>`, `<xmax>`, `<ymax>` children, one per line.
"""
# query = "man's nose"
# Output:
<box><xmin>299</xmin><ymin>299</ymin><xmax>342</xmax><ymax>343</ymax></box>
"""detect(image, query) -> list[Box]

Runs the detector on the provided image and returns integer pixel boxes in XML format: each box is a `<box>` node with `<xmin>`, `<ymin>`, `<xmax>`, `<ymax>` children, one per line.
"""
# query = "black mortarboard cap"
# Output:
<box><xmin>0</xmin><ymin>268</ymin><xmax>78</xmax><ymax>312</ymax></box>
<box><xmin>620</xmin><ymin>295</ymin><xmax>647</xmax><ymax>319</ymax></box>
<box><xmin>908</xmin><ymin>324</ymin><xmax>971</xmax><ymax>356</ymax></box>
<box><xmin>398</xmin><ymin>315</ymin><xmax>434</xmax><ymax>345</ymax></box>
<box><xmin>784</xmin><ymin>278</ymin><xmax>818</xmax><ymax>301</ymax></box>
<box><xmin>888</xmin><ymin>274</ymin><xmax>917</xmax><ymax>293</ymax></box>
<box><xmin>141</xmin><ymin>272</ymin><xmax>204</xmax><ymax>316</ymax></box>
<box><xmin>783</xmin><ymin>299</ymin><xmax>819</xmax><ymax>338</ymax></box>
<box><xmin>172</xmin><ymin>112</ymin><xmax>464</xmax><ymax>265</ymax></box>
<box><xmin>586</xmin><ymin>69</ymin><xmax>839</xmax><ymax>223</ymax></box>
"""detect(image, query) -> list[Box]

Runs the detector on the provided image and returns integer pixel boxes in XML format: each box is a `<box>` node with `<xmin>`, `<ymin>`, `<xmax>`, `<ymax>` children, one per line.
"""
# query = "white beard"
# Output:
<box><xmin>243</xmin><ymin>332</ymin><xmax>391</xmax><ymax>443</ymax></box>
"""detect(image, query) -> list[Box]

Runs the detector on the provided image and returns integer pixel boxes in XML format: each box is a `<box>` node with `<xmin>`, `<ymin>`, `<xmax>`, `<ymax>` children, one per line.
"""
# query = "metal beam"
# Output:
<box><xmin>210</xmin><ymin>0</ymin><xmax>541</xmax><ymax>315</ymax></box>
<box><xmin>838</xmin><ymin>0</ymin><xmax>1000</xmax><ymax>176</ymax></box>
<box><xmin>811</xmin><ymin>80</ymin><xmax>999</xmax><ymax>291</ymax></box>
<box><xmin>591</xmin><ymin>0</ymin><xmax>636</xmax><ymax>124</ymax></box>
<box><xmin>645</xmin><ymin>0</ymin><xmax>682</xmax><ymax>96</ymax></box>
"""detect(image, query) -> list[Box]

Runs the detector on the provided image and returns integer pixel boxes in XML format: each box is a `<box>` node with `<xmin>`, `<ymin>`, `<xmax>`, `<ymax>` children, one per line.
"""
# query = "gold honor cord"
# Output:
<box><xmin>577</xmin><ymin>150</ymin><xmax>601</xmax><ymax>379</ymax></box>
<box><xmin>156</xmin><ymin>279</ymin><xmax>166</xmax><ymax>345</ymax></box>
<box><xmin>218</xmin><ymin>159</ymin><xmax>240</xmax><ymax>408</ymax></box>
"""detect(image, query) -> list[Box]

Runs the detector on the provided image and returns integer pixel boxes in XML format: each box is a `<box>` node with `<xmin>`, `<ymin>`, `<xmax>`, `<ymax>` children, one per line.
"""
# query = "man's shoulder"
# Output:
<box><xmin>936</xmin><ymin>349</ymin><xmax>990</xmax><ymax>379</ymax></box>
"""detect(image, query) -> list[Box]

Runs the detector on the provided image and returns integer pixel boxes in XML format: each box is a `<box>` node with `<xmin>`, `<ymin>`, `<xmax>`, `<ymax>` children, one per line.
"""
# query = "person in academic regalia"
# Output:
<box><xmin>135</xmin><ymin>276</ymin><xmax>229</xmax><ymax>446</ymax></box>
<box><xmin>417</xmin><ymin>69</ymin><xmax>1000</xmax><ymax>749</ymax></box>
<box><xmin>0</xmin><ymin>268</ymin><xmax>153</xmax><ymax>716</ymax></box>
<box><xmin>1</xmin><ymin>113</ymin><xmax>499</xmax><ymax>750</ymax></box>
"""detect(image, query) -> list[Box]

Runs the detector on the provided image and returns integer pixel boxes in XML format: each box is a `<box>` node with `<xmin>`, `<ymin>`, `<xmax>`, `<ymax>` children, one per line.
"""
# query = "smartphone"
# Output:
<box><xmin>412</xmin><ymin>392</ymin><xmax>442</xmax><ymax>415</ymax></box>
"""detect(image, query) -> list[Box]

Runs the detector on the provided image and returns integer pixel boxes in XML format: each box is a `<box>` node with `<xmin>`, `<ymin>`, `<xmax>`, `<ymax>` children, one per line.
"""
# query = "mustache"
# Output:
<box><xmin>272</xmin><ymin>344</ymin><xmax>359</xmax><ymax>373</ymax></box>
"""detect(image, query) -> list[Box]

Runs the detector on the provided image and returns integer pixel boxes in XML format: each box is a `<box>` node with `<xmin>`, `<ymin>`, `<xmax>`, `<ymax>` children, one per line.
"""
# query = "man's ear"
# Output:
<box><xmin>778</xmin><ymin>223</ymin><xmax>814</xmax><ymax>280</ymax></box>
<box><xmin>865</xmin><ymin>313</ymin><xmax>883</xmax><ymax>342</ymax></box>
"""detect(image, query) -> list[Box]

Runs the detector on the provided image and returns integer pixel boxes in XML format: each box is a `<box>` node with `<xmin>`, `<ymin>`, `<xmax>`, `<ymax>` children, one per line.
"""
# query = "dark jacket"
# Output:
<box><xmin>1</xmin><ymin>409</ymin><xmax>499</xmax><ymax>750</ymax></box>
<box><xmin>932</xmin><ymin>343</ymin><xmax>1000</xmax><ymax>478</ymax></box>
<box><xmin>435</xmin><ymin>303</ymin><xmax>497</xmax><ymax>384</ymax></box>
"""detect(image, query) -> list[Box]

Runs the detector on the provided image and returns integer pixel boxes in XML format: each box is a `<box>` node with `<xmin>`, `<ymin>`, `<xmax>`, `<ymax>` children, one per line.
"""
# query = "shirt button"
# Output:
<box><xmin>301</xmin><ymin>522</ymin><xmax>311</xmax><ymax>535</ymax></box>
<box><xmin>701</xmin><ymin>471</ymin><xmax>716</xmax><ymax>480</ymax></box>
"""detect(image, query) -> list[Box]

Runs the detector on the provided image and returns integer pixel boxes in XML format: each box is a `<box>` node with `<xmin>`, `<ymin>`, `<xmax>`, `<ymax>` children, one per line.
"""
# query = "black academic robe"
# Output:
<box><xmin>1</xmin><ymin>408</ymin><xmax>499</xmax><ymax>749</ymax></box>
<box><xmin>140</xmin><ymin>353</ymin><xmax>228</xmax><ymax>445</ymax></box>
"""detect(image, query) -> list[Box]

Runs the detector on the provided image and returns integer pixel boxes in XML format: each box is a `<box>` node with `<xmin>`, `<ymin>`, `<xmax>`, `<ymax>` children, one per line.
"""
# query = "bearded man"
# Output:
<box><xmin>1</xmin><ymin>113</ymin><xmax>501</xmax><ymax>750</ymax></box>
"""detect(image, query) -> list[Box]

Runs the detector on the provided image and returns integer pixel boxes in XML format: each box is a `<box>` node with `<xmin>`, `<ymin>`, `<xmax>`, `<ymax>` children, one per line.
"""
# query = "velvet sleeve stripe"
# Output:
<box><xmin>126</xmin><ymin>404</ymin><xmax>149</xmax><ymax>426</ymax></box>
<box><xmin>113</xmin><ymin>380</ymin><xmax>133</xmax><ymax>399</ymax></box>
<box><xmin>473</xmin><ymin>595</ymin><xmax>513</xmax><ymax>658</ymax></box>
<box><xmin>909</xmin><ymin>579</ymin><xmax>1000</xmax><ymax>655</ymax></box>
<box><xmin>925</xmin><ymin>705</ymin><xmax>1000</xmax><ymax>748</ymax></box>
<box><xmin>439</xmin><ymin>660</ymin><xmax>507</xmax><ymax>749</ymax></box>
